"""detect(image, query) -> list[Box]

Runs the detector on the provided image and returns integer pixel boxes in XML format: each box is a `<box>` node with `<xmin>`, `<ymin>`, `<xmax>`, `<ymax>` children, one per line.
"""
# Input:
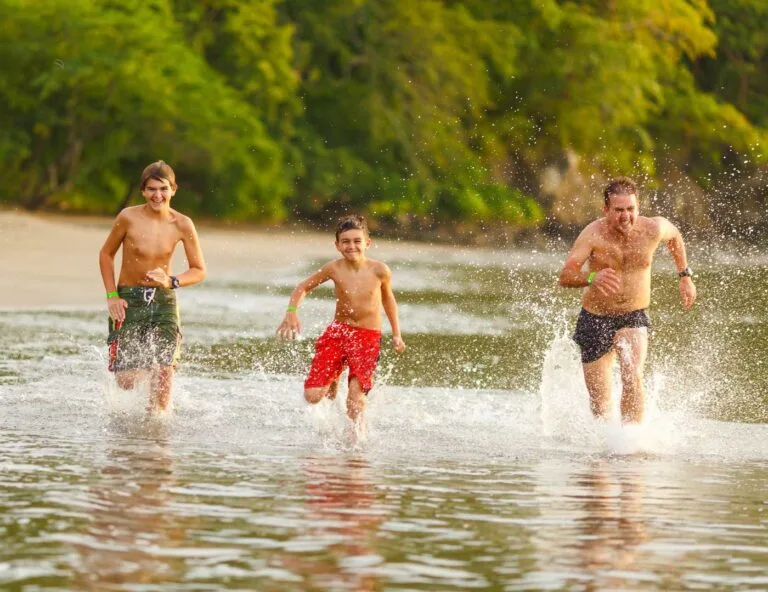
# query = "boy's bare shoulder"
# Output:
<box><xmin>118</xmin><ymin>205</ymin><xmax>143</xmax><ymax>217</ymax></box>
<box><xmin>169</xmin><ymin>208</ymin><xmax>196</xmax><ymax>231</ymax></box>
<box><xmin>320</xmin><ymin>258</ymin><xmax>345</xmax><ymax>277</ymax></box>
<box><xmin>366</xmin><ymin>258</ymin><xmax>391</xmax><ymax>277</ymax></box>
<box><xmin>114</xmin><ymin>205</ymin><xmax>143</xmax><ymax>225</ymax></box>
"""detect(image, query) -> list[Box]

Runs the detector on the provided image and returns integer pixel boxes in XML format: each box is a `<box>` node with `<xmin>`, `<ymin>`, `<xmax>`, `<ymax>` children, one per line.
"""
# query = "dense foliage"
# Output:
<box><xmin>0</xmin><ymin>0</ymin><xmax>765</xmax><ymax>230</ymax></box>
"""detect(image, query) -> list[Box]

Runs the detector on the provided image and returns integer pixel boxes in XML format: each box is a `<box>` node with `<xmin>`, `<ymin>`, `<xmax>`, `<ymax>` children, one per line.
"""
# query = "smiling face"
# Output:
<box><xmin>603</xmin><ymin>192</ymin><xmax>638</xmax><ymax>235</ymax></box>
<box><xmin>142</xmin><ymin>177</ymin><xmax>176</xmax><ymax>211</ymax></box>
<box><xmin>335</xmin><ymin>228</ymin><xmax>371</xmax><ymax>262</ymax></box>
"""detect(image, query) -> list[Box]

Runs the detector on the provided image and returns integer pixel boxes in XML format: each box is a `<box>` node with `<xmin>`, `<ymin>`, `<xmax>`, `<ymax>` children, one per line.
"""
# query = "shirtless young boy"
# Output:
<box><xmin>99</xmin><ymin>161</ymin><xmax>206</xmax><ymax>412</ymax></box>
<box><xmin>277</xmin><ymin>215</ymin><xmax>406</xmax><ymax>424</ymax></box>
<box><xmin>558</xmin><ymin>177</ymin><xmax>697</xmax><ymax>424</ymax></box>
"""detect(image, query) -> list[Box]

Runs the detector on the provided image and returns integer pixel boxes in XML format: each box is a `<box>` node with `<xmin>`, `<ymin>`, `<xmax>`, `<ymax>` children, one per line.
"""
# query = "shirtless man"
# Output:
<box><xmin>277</xmin><ymin>214</ymin><xmax>406</xmax><ymax>424</ymax></box>
<box><xmin>558</xmin><ymin>177</ymin><xmax>696</xmax><ymax>423</ymax></box>
<box><xmin>99</xmin><ymin>161</ymin><xmax>206</xmax><ymax>412</ymax></box>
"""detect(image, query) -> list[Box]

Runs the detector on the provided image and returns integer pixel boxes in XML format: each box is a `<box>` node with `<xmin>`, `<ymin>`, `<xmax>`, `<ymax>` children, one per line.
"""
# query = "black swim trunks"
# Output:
<box><xmin>572</xmin><ymin>308</ymin><xmax>650</xmax><ymax>364</ymax></box>
<box><xmin>107</xmin><ymin>286</ymin><xmax>181</xmax><ymax>372</ymax></box>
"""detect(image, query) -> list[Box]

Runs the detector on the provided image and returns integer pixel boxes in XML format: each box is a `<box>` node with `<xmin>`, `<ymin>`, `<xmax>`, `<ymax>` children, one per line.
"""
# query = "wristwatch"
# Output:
<box><xmin>678</xmin><ymin>266</ymin><xmax>693</xmax><ymax>278</ymax></box>
<box><xmin>170</xmin><ymin>275</ymin><xmax>181</xmax><ymax>289</ymax></box>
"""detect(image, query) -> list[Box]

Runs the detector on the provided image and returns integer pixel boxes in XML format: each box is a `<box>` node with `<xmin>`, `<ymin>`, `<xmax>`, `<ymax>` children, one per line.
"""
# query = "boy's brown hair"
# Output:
<box><xmin>603</xmin><ymin>176</ymin><xmax>637</xmax><ymax>206</ymax></box>
<box><xmin>140</xmin><ymin>160</ymin><xmax>177</xmax><ymax>190</ymax></box>
<box><xmin>335</xmin><ymin>214</ymin><xmax>369</xmax><ymax>241</ymax></box>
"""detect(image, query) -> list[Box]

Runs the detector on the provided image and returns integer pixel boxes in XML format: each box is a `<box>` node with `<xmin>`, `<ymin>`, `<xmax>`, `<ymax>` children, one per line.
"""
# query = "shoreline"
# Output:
<box><xmin>0</xmin><ymin>210</ymin><xmax>513</xmax><ymax>310</ymax></box>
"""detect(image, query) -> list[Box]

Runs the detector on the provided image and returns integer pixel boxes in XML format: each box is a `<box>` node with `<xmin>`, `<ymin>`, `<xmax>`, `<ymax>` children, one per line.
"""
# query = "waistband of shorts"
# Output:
<box><xmin>580</xmin><ymin>308</ymin><xmax>647</xmax><ymax>320</ymax></box>
<box><xmin>330</xmin><ymin>320</ymin><xmax>382</xmax><ymax>335</ymax></box>
<box><xmin>117</xmin><ymin>286</ymin><xmax>176</xmax><ymax>303</ymax></box>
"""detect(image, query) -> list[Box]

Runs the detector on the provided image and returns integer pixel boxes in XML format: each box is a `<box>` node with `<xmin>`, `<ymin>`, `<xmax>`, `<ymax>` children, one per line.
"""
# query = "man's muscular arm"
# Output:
<box><xmin>656</xmin><ymin>217</ymin><xmax>697</xmax><ymax>309</ymax></box>
<box><xmin>558</xmin><ymin>225</ymin><xmax>620</xmax><ymax>296</ymax></box>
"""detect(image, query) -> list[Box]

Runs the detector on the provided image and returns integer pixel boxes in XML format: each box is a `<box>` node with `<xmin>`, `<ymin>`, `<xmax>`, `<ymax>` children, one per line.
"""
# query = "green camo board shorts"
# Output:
<box><xmin>107</xmin><ymin>286</ymin><xmax>181</xmax><ymax>372</ymax></box>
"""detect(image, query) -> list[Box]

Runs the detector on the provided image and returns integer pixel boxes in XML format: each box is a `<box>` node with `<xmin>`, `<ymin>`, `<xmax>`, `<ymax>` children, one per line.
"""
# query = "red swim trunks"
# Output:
<box><xmin>304</xmin><ymin>321</ymin><xmax>382</xmax><ymax>392</ymax></box>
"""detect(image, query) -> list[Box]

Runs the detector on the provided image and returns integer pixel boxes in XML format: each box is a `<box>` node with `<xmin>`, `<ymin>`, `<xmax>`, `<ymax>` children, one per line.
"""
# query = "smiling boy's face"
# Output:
<box><xmin>142</xmin><ymin>177</ymin><xmax>176</xmax><ymax>210</ymax></box>
<box><xmin>335</xmin><ymin>228</ymin><xmax>371</xmax><ymax>261</ymax></box>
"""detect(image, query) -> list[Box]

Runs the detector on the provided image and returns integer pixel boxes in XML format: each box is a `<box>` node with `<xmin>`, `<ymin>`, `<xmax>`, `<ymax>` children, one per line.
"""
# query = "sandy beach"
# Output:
<box><xmin>0</xmin><ymin>210</ymin><xmax>470</xmax><ymax>309</ymax></box>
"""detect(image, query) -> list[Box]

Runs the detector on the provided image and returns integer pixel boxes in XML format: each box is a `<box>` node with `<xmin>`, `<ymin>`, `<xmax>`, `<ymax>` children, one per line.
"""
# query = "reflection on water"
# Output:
<box><xmin>575</xmin><ymin>465</ymin><xmax>649</xmax><ymax>592</ymax></box>
<box><xmin>276</xmin><ymin>457</ymin><xmax>383</xmax><ymax>592</ymax></box>
<box><xmin>1</xmin><ymin>252</ymin><xmax>767</xmax><ymax>590</ymax></box>
<box><xmin>72</xmin><ymin>430</ymin><xmax>185</xmax><ymax>590</ymax></box>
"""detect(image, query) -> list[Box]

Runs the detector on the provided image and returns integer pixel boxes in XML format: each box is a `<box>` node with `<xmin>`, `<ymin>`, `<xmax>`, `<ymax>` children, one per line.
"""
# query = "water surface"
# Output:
<box><xmin>1</xmin><ymin>242</ymin><xmax>767</xmax><ymax>591</ymax></box>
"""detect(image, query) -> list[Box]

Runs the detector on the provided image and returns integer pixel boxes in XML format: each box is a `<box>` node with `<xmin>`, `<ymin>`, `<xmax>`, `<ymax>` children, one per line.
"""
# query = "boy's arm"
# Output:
<box><xmin>176</xmin><ymin>217</ymin><xmax>207</xmax><ymax>287</ymax></box>
<box><xmin>145</xmin><ymin>217</ymin><xmax>207</xmax><ymax>288</ymax></box>
<box><xmin>657</xmin><ymin>217</ymin><xmax>696</xmax><ymax>309</ymax></box>
<box><xmin>99</xmin><ymin>212</ymin><xmax>129</xmax><ymax>322</ymax></box>
<box><xmin>380</xmin><ymin>264</ymin><xmax>406</xmax><ymax>353</ymax></box>
<box><xmin>276</xmin><ymin>264</ymin><xmax>333</xmax><ymax>339</ymax></box>
<box><xmin>558</xmin><ymin>225</ymin><xmax>620</xmax><ymax>297</ymax></box>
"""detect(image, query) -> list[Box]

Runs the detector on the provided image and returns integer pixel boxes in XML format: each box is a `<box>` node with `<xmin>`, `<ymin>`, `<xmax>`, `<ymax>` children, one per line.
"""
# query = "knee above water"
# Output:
<box><xmin>304</xmin><ymin>390</ymin><xmax>324</xmax><ymax>404</ymax></box>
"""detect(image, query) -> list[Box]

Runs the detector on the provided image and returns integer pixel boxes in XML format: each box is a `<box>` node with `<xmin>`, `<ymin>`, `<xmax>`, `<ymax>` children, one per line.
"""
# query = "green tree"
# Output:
<box><xmin>0</xmin><ymin>0</ymin><xmax>290</xmax><ymax>219</ymax></box>
<box><xmin>279</xmin><ymin>0</ymin><xmax>541</xmax><ymax>224</ymax></box>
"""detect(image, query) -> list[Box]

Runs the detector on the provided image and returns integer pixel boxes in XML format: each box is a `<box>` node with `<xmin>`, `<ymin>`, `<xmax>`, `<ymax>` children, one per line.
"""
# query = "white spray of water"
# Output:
<box><xmin>538</xmin><ymin>335</ymin><xmax>688</xmax><ymax>456</ymax></box>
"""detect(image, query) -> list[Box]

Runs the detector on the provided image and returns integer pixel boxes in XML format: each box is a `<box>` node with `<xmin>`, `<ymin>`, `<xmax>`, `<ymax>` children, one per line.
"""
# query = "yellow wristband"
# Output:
<box><xmin>106</xmin><ymin>291</ymin><xmax>119</xmax><ymax>298</ymax></box>
<box><xmin>287</xmin><ymin>305</ymin><xmax>297</xmax><ymax>312</ymax></box>
<box><xmin>587</xmin><ymin>272</ymin><xmax>596</xmax><ymax>286</ymax></box>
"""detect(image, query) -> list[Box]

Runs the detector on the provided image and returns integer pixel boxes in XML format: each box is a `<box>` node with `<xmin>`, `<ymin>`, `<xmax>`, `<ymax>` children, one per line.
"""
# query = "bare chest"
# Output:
<box><xmin>591</xmin><ymin>236</ymin><xmax>657</xmax><ymax>271</ymax></box>
<box><xmin>123</xmin><ymin>223</ymin><xmax>179</xmax><ymax>261</ymax></box>
<box><xmin>334</xmin><ymin>270</ymin><xmax>381</xmax><ymax>301</ymax></box>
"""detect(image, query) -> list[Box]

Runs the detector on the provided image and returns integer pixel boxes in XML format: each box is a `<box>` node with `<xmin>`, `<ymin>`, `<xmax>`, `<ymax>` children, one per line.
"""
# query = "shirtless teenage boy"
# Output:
<box><xmin>277</xmin><ymin>215</ymin><xmax>406</xmax><ymax>424</ymax></box>
<box><xmin>558</xmin><ymin>177</ymin><xmax>696</xmax><ymax>424</ymax></box>
<box><xmin>99</xmin><ymin>161</ymin><xmax>206</xmax><ymax>412</ymax></box>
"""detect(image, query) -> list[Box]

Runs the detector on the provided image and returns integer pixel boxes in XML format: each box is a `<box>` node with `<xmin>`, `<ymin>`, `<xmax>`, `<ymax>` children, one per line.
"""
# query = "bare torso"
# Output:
<box><xmin>117</xmin><ymin>206</ymin><xmax>186</xmax><ymax>286</ymax></box>
<box><xmin>583</xmin><ymin>216</ymin><xmax>663</xmax><ymax>314</ymax></box>
<box><xmin>327</xmin><ymin>258</ymin><xmax>386</xmax><ymax>330</ymax></box>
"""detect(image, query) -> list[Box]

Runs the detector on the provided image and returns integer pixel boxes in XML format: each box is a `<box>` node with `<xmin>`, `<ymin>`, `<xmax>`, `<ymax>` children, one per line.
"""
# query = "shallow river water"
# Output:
<box><xmin>1</xmin><ymin>239</ymin><xmax>767</xmax><ymax>591</ymax></box>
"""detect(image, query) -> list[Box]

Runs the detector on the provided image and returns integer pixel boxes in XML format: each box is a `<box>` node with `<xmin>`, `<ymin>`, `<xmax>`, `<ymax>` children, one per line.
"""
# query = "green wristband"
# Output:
<box><xmin>286</xmin><ymin>305</ymin><xmax>297</xmax><ymax>312</ymax></box>
<box><xmin>106</xmin><ymin>291</ymin><xmax>119</xmax><ymax>298</ymax></box>
<box><xmin>587</xmin><ymin>272</ymin><xmax>596</xmax><ymax>286</ymax></box>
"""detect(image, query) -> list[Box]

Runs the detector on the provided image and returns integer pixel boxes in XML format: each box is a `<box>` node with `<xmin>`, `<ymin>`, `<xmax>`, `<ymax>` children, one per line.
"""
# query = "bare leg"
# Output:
<box><xmin>582</xmin><ymin>351</ymin><xmax>616</xmax><ymax>419</ymax></box>
<box><xmin>115</xmin><ymin>369</ymin><xmax>143</xmax><ymax>390</ymax></box>
<box><xmin>346</xmin><ymin>378</ymin><xmax>367</xmax><ymax>424</ymax></box>
<box><xmin>325</xmin><ymin>379</ymin><xmax>339</xmax><ymax>400</ymax></box>
<box><xmin>148</xmin><ymin>365</ymin><xmax>173</xmax><ymax>412</ymax></box>
<box><xmin>614</xmin><ymin>328</ymin><xmax>648</xmax><ymax>424</ymax></box>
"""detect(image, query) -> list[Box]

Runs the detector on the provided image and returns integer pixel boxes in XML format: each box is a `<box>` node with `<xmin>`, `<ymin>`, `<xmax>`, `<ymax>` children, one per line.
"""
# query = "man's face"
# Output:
<box><xmin>603</xmin><ymin>192</ymin><xmax>638</xmax><ymax>234</ymax></box>
<box><xmin>142</xmin><ymin>178</ymin><xmax>176</xmax><ymax>210</ymax></box>
<box><xmin>335</xmin><ymin>228</ymin><xmax>371</xmax><ymax>261</ymax></box>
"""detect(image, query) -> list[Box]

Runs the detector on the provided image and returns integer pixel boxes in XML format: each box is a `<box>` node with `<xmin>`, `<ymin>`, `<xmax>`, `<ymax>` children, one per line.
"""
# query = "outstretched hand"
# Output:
<box><xmin>392</xmin><ymin>335</ymin><xmax>406</xmax><ymax>354</ymax></box>
<box><xmin>590</xmin><ymin>268</ymin><xmax>621</xmax><ymax>296</ymax></box>
<box><xmin>277</xmin><ymin>312</ymin><xmax>301</xmax><ymax>341</ymax></box>
<box><xmin>680</xmin><ymin>277</ymin><xmax>696</xmax><ymax>310</ymax></box>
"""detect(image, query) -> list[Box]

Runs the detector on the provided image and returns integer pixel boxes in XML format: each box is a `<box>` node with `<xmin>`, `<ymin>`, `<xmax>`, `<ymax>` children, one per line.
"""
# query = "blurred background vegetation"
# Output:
<box><xmin>0</xmin><ymin>0</ymin><xmax>765</xmax><ymax>240</ymax></box>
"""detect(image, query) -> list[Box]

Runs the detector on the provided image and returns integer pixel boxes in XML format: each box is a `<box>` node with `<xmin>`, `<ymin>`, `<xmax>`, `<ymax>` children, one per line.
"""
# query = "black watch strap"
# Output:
<box><xmin>170</xmin><ymin>275</ymin><xmax>181</xmax><ymax>289</ymax></box>
<box><xmin>678</xmin><ymin>266</ymin><xmax>693</xmax><ymax>278</ymax></box>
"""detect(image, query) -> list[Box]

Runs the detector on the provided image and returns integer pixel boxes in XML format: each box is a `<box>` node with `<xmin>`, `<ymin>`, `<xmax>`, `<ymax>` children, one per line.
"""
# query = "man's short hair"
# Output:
<box><xmin>335</xmin><ymin>214</ymin><xmax>369</xmax><ymax>241</ymax></box>
<box><xmin>603</xmin><ymin>176</ymin><xmax>637</xmax><ymax>206</ymax></box>
<box><xmin>140</xmin><ymin>160</ymin><xmax>177</xmax><ymax>190</ymax></box>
